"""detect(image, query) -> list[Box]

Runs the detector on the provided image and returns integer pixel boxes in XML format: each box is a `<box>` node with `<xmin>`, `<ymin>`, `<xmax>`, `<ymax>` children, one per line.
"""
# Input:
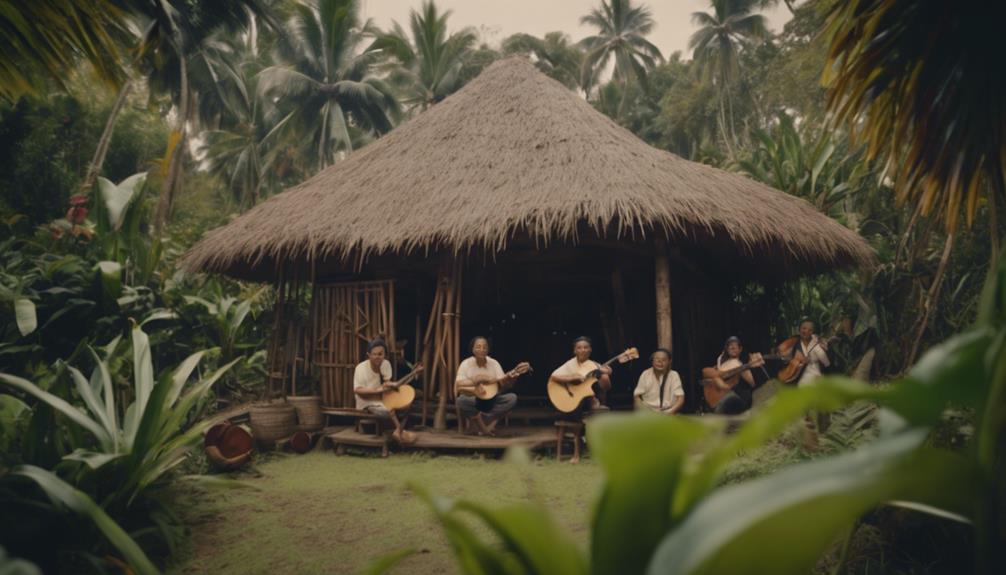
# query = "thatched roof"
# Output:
<box><xmin>183</xmin><ymin>56</ymin><xmax>873</xmax><ymax>281</ymax></box>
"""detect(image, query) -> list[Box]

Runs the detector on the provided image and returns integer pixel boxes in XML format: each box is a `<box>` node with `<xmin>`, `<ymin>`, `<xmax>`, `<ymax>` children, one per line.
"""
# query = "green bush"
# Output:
<box><xmin>0</xmin><ymin>323</ymin><xmax>236</xmax><ymax>573</ymax></box>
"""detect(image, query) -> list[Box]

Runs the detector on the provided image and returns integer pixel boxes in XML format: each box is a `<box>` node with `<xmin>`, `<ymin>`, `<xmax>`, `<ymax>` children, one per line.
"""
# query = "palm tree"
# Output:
<box><xmin>579</xmin><ymin>0</ymin><xmax>663</xmax><ymax>113</ymax></box>
<box><xmin>502</xmin><ymin>32</ymin><xmax>585</xmax><ymax>92</ymax></box>
<box><xmin>134</xmin><ymin>1</ymin><xmax>274</xmax><ymax>234</ymax></box>
<box><xmin>367</xmin><ymin>0</ymin><xmax>477</xmax><ymax>112</ymax></box>
<box><xmin>258</xmin><ymin>0</ymin><xmax>399</xmax><ymax>172</ymax></box>
<box><xmin>825</xmin><ymin>0</ymin><xmax>1006</xmax><ymax>251</ymax></box>
<box><xmin>0</xmin><ymin>0</ymin><xmax>128</xmax><ymax>103</ymax></box>
<box><xmin>199</xmin><ymin>34</ymin><xmax>292</xmax><ymax>208</ymax></box>
<box><xmin>689</xmin><ymin>0</ymin><xmax>768</xmax><ymax>157</ymax></box>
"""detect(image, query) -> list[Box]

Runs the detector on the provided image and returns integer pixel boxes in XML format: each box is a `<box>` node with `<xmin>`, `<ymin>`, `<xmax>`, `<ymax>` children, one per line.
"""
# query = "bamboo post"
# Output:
<box><xmin>655</xmin><ymin>237</ymin><xmax>673</xmax><ymax>351</ymax></box>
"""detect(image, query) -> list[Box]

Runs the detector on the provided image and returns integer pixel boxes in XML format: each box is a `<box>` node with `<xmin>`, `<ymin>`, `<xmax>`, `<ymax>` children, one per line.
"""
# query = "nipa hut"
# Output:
<box><xmin>183</xmin><ymin>57</ymin><xmax>873</xmax><ymax>427</ymax></box>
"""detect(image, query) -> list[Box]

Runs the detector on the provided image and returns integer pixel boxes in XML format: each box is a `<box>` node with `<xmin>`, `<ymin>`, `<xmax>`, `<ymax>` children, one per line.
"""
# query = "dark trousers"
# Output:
<box><xmin>714</xmin><ymin>391</ymin><xmax>751</xmax><ymax>415</ymax></box>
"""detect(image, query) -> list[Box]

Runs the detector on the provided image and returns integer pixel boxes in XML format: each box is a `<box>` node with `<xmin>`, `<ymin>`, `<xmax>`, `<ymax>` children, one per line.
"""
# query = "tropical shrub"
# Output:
<box><xmin>0</xmin><ymin>323</ymin><xmax>236</xmax><ymax>573</ymax></box>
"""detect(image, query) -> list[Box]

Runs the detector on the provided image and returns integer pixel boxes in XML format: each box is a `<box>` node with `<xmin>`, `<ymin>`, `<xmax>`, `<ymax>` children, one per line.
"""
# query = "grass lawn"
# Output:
<box><xmin>170</xmin><ymin>450</ymin><xmax>604</xmax><ymax>575</ymax></box>
<box><xmin>170</xmin><ymin>411</ymin><xmax>829</xmax><ymax>575</ymax></box>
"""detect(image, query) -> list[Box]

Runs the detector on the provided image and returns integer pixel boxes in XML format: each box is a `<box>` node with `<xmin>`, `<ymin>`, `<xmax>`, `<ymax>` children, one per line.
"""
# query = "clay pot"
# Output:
<box><xmin>289</xmin><ymin>430</ymin><xmax>313</xmax><ymax>454</ymax></box>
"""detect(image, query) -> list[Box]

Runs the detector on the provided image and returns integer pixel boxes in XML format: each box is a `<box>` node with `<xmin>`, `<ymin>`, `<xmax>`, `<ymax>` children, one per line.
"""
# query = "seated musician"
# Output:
<box><xmin>454</xmin><ymin>336</ymin><xmax>519</xmax><ymax>435</ymax></box>
<box><xmin>633</xmin><ymin>348</ymin><xmax>684</xmax><ymax>414</ymax></box>
<box><xmin>712</xmin><ymin>336</ymin><xmax>764</xmax><ymax>415</ymax></box>
<box><xmin>353</xmin><ymin>338</ymin><xmax>416</xmax><ymax>444</ymax></box>
<box><xmin>550</xmin><ymin>336</ymin><xmax>612</xmax><ymax>416</ymax></box>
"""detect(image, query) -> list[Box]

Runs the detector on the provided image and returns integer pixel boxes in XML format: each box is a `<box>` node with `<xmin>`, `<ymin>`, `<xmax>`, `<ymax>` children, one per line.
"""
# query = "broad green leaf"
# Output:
<box><xmin>182</xmin><ymin>295</ymin><xmax>218</xmax><ymax>315</ymax></box>
<box><xmin>647</xmin><ymin>431</ymin><xmax>977</xmax><ymax>575</ymax></box>
<box><xmin>587</xmin><ymin>413</ymin><xmax>717</xmax><ymax>575</ymax></box>
<box><xmin>87</xmin><ymin>347</ymin><xmax>117</xmax><ymax>443</ymax></box>
<box><xmin>166</xmin><ymin>351</ymin><xmax>206</xmax><ymax>408</ymax></box>
<box><xmin>14</xmin><ymin>298</ymin><xmax>36</xmax><ymax>336</ymax></box>
<box><xmin>886</xmin><ymin>328</ymin><xmax>993</xmax><ymax>424</ymax></box>
<box><xmin>67</xmin><ymin>366</ymin><xmax>114</xmax><ymax>449</ymax></box>
<box><xmin>412</xmin><ymin>484</ymin><xmax>524</xmax><ymax>575</ymax></box>
<box><xmin>94</xmin><ymin>261</ymin><xmax>122</xmax><ymax>303</ymax></box>
<box><xmin>674</xmin><ymin>378</ymin><xmax>883</xmax><ymax>517</ymax></box>
<box><xmin>454</xmin><ymin>499</ymin><xmax>589</xmax><ymax>575</ymax></box>
<box><xmin>0</xmin><ymin>393</ymin><xmax>30</xmax><ymax>435</ymax></box>
<box><xmin>139</xmin><ymin>309</ymin><xmax>178</xmax><ymax>327</ymax></box>
<box><xmin>361</xmin><ymin>548</ymin><xmax>418</xmax><ymax>575</ymax></box>
<box><xmin>127</xmin><ymin>323</ymin><xmax>154</xmax><ymax>447</ymax></box>
<box><xmin>0</xmin><ymin>373</ymin><xmax>110</xmax><ymax>447</ymax></box>
<box><xmin>97</xmin><ymin>173</ymin><xmax>146</xmax><ymax>231</ymax></box>
<box><xmin>63</xmin><ymin>449</ymin><xmax>126</xmax><ymax>470</ymax></box>
<box><xmin>13</xmin><ymin>465</ymin><xmax>159</xmax><ymax>575</ymax></box>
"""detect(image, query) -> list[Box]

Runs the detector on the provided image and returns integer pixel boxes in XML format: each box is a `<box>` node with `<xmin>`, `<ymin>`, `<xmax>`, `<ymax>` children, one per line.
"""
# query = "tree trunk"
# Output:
<box><xmin>655</xmin><ymin>238</ymin><xmax>673</xmax><ymax>350</ymax></box>
<box><xmin>81</xmin><ymin>81</ymin><xmax>131</xmax><ymax>194</ymax></box>
<box><xmin>716</xmin><ymin>83</ymin><xmax>735</xmax><ymax>160</ymax></box>
<box><xmin>153</xmin><ymin>54</ymin><xmax>189</xmax><ymax>236</ymax></box>
<box><xmin>905</xmin><ymin>233</ymin><xmax>955</xmax><ymax>369</ymax></box>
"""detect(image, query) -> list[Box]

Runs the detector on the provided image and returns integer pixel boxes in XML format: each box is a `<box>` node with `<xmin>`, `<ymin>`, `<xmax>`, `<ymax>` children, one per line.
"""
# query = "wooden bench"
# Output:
<box><xmin>320</xmin><ymin>408</ymin><xmax>386</xmax><ymax>436</ymax></box>
<box><xmin>327</xmin><ymin>428</ymin><xmax>390</xmax><ymax>457</ymax></box>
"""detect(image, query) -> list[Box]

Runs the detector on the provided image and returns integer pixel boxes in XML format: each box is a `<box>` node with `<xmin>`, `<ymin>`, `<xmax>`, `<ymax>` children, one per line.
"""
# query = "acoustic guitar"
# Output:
<box><xmin>701</xmin><ymin>353</ymin><xmax>776</xmax><ymax>408</ymax></box>
<box><xmin>472</xmin><ymin>362</ymin><xmax>533</xmax><ymax>400</ymax></box>
<box><xmin>381</xmin><ymin>363</ymin><xmax>424</xmax><ymax>410</ymax></box>
<box><xmin>775</xmin><ymin>335</ymin><xmax>838</xmax><ymax>383</ymax></box>
<box><xmin>547</xmin><ymin>348</ymin><xmax>639</xmax><ymax>413</ymax></box>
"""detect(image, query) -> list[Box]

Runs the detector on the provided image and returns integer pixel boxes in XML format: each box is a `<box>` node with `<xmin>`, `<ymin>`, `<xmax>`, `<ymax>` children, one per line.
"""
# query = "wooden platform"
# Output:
<box><xmin>327</xmin><ymin>426</ymin><xmax>556</xmax><ymax>456</ymax></box>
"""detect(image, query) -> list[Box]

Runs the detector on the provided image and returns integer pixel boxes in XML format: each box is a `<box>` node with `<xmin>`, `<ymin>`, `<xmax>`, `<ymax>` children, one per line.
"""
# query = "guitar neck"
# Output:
<box><xmin>393</xmin><ymin>370</ymin><xmax>421</xmax><ymax>387</ymax></box>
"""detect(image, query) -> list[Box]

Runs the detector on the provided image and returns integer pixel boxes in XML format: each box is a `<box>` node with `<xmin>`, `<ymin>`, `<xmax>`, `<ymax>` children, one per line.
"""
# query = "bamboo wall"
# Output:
<box><xmin>309</xmin><ymin>280</ymin><xmax>397</xmax><ymax>408</ymax></box>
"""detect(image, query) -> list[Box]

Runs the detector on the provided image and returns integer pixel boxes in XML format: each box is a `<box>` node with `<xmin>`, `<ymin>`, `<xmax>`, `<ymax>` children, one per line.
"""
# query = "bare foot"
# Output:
<box><xmin>400</xmin><ymin>430</ymin><xmax>417</xmax><ymax>444</ymax></box>
<box><xmin>471</xmin><ymin>414</ymin><xmax>491</xmax><ymax>435</ymax></box>
<box><xmin>569</xmin><ymin>456</ymin><xmax>580</xmax><ymax>465</ymax></box>
<box><xmin>392</xmin><ymin>429</ymin><xmax>403</xmax><ymax>444</ymax></box>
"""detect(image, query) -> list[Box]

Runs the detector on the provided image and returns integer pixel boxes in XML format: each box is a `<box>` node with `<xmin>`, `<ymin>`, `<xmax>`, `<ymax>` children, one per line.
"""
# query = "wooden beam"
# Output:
<box><xmin>655</xmin><ymin>238</ymin><xmax>673</xmax><ymax>350</ymax></box>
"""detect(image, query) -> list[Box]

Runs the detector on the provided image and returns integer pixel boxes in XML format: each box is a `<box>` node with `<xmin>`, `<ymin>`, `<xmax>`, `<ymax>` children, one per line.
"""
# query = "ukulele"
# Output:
<box><xmin>775</xmin><ymin>335</ymin><xmax>839</xmax><ymax>383</ymax></box>
<box><xmin>472</xmin><ymin>362</ymin><xmax>533</xmax><ymax>400</ymax></box>
<box><xmin>547</xmin><ymin>348</ymin><xmax>639</xmax><ymax>413</ymax></box>
<box><xmin>381</xmin><ymin>363</ymin><xmax>424</xmax><ymax>410</ymax></box>
<box><xmin>701</xmin><ymin>353</ymin><xmax>777</xmax><ymax>408</ymax></box>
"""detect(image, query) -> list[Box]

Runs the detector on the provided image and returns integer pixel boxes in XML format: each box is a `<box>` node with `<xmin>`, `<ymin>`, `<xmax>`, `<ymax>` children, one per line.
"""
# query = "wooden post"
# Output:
<box><xmin>655</xmin><ymin>237</ymin><xmax>673</xmax><ymax>351</ymax></box>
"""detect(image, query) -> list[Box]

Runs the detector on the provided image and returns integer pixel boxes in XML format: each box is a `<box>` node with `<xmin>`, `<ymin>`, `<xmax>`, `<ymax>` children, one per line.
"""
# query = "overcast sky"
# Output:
<box><xmin>358</xmin><ymin>0</ymin><xmax>792</xmax><ymax>59</ymax></box>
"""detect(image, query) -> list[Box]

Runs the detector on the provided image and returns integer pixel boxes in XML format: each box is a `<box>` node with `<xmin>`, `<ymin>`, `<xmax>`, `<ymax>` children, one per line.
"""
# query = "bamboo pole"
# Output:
<box><xmin>655</xmin><ymin>237</ymin><xmax>673</xmax><ymax>351</ymax></box>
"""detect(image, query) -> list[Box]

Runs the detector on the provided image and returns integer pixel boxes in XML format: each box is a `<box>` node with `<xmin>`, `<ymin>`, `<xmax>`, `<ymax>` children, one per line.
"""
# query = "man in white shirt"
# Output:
<box><xmin>796</xmin><ymin>319</ymin><xmax>831</xmax><ymax>386</ymax></box>
<box><xmin>634</xmin><ymin>348</ymin><xmax>684</xmax><ymax>414</ymax></box>
<box><xmin>454</xmin><ymin>336</ymin><xmax>523</xmax><ymax>435</ymax></box>
<box><xmin>354</xmin><ymin>339</ymin><xmax>416</xmax><ymax>444</ymax></box>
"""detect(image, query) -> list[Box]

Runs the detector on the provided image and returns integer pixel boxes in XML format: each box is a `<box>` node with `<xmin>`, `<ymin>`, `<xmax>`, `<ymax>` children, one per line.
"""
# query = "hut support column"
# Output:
<box><xmin>424</xmin><ymin>257</ymin><xmax>462</xmax><ymax>431</ymax></box>
<box><xmin>655</xmin><ymin>238</ymin><xmax>673</xmax><ymax>350</ymax></box>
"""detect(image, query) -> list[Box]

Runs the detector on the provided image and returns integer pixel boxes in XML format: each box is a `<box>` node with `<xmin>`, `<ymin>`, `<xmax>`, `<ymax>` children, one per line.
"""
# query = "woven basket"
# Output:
<box><xmin>286</xmin><ymin>395</ymin><xmax>324</xmax><ymax>431</ymax></box>
<box><xmin>249</xmin><ymin>403</ymin><xmax>297</xmax><ymax>445</ymax></box>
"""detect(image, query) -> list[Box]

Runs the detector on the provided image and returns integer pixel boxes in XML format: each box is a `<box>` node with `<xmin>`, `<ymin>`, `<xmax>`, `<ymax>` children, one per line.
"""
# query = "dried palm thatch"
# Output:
<box><xmin>183</xmin><ymin>56</ymin><xmax>873</xmax><ymax>280</ymax></box>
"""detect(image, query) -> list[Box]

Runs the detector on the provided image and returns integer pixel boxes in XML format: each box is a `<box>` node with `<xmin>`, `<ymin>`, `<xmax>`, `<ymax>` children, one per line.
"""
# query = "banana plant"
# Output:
<box><xmin>413</xmin><ymin>254</ymin><xmax>1006</xmax><ymax>574</ymax></box>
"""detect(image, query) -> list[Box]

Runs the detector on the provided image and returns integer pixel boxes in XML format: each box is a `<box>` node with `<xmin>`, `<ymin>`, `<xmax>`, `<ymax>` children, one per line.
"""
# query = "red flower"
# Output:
<box><xmin>66</xmin><ymin>206</ymin><xmax>89</xmax><ymax>224</ymax></box>
<box><xmin>69</xmin><ymin>194</ymin><xmax>88</xmax><ymax>206</ymax></box>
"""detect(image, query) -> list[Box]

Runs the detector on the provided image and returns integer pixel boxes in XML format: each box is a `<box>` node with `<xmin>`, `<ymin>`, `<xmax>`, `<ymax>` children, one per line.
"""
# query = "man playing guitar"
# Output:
<box><xmin>454</xmin><ymin>336</ymin><xmax>529</xmax><ymax>435</ymax></box>
<box><xmin>353</xmin><ymin>338</ymin><xmax>419</xmax><ymax>444</ymax></box>
<box><xmin>710</xmin><ymin>336</ymin><xmax>764</xmax><ymax>415</ymax></box>
<box><xmin>794</xmin><ymin>318</ymin><xmax>831</xmax><ymax>387</ymax></box>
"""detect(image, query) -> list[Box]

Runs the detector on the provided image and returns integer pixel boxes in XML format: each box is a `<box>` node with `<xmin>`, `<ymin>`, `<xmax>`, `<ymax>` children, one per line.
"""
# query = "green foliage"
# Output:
<box><xmin>0</xmin><ymin>323</ymin><xmax>237</xmax><ymax>572</ymax></box>
<box><xmin>367</xmin><ymin>0</ymin><xmax>478</xmax><ymax>112</ymax></box>
<box><xmin>260</xmin><ymin>0</ymin><xmax>399</xmax><ymax>171</ymax></box>
<box><xmin>579</xmin><ymin>0</ymin><xmax>663</xmax><ymax>115</ymax></box>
